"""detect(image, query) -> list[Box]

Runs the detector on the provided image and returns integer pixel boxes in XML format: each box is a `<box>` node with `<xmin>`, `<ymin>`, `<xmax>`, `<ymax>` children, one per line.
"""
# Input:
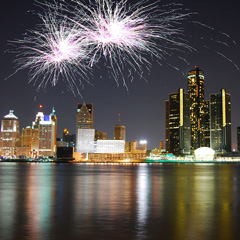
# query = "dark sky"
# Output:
<box><xmin>0</xmin><ymin>0</ymin><xmax>240</xmax><ymax>149</ymax></box>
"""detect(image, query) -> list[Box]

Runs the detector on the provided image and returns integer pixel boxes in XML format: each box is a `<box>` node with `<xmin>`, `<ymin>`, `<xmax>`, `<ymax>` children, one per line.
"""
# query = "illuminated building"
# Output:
<box><xmin>202</xmin><ymin>100</ymin><xmax>210</xmax><ymax>147</ymax></box>
<box><xmin>76</xmin><ymin>103</ymin><xmax>93</xmax><ymax>129</ymax></box>
<box><xmin>125</xmin><ymin>140</ymin><xmax>138</xmax><ymax>153</ymax></box>
<box><xmin>63</xmin><ymin>129</ymin><xmax>75</xmax><ymax>147</ymax></box>
<box><xmin>114</xmin><ymin>125</ymin><xmax>126</xmax><ymax>141</ymax></box>
<box><xmin>95</xmin><ymin>130</ymin><xmax>107</xmax><ymax>140</ymax></box>
<box><xmin>166</xmin><ymin>89</ymin><xmax>191</xmax><ymax>154</ymax></box>
<box><xmin>139</xmin><ymin>140</ymin><xmax>147</xmax><ymax>151</ymax></box>
<box><xmin>237</xmin><ymin>127</ymin><xmax>240</xmax><ymax>152</ymax></box>
<box><xmin>76</xmin><ymin>103</ymin><xmax>93</xmax><ymax>152</ymax></box>
<box><xmin>165</xmin><ymin>100</ymin><xmax>170</xmax><ymax>152</ymax></box>
<box><xmin>32</xmin><ymin>110</ymin><xmax>56</xmax><ymax>156</ymax></box>
<box><xmin>21</xmin><ymin>127</ymin><xmax>39</xmax><ymax>157</ymax></box>
<box><xmin>210</xmin><ymin>89</ymin><xmax>231</xmax><ymax>153</ymax></box>
<box><xmin>77</xmin><ymin>129</ymin><xmax>95</xmax><ymax>153</ymax></box>
<box><xmin>188</xmin><ymin>67</ymin><xmax>206</xmax><ymax>151</ymax></box>
<box><xmin>96</xmin><ymin>140</ymin><xmax>125</xmax><ymax>153</ymax></box>
<box><xmin>0</xmin><ymin>110</ymin><xmax>20</xmax><ymax>157</ymax></box>
<box><xmin>50</xmin><ymin>107</ymin><xmax>57</xmax><ymax>150</ymax></box>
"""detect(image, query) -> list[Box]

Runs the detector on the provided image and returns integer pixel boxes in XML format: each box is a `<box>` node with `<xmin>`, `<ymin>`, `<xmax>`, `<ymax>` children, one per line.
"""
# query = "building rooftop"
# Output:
<box><xmin>4</xmin><ymin>110</ymin><xmax>18</xmax><ymax>120</ymax></box>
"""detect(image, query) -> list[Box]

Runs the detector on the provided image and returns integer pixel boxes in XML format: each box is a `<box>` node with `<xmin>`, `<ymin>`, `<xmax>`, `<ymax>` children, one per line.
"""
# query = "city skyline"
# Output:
<box><xmin>1</xmin><ymin>0</ymin><xmax>240</xmax><ymax>149</ymax></box>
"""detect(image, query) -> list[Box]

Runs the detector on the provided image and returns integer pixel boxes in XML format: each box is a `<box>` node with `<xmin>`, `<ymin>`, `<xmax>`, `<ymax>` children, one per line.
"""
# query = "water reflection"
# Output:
<box><xmin>0</xmin><ymin>163</ymin><xmax>240</xmax><ymax>240</ymax></box>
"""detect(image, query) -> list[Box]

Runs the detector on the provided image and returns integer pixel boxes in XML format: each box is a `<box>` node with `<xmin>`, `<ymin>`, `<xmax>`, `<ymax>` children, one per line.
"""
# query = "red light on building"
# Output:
<box><xmin>39</xmin><ymin>105</ymin><xmax>43</xmax><ymax>109</ymax></box>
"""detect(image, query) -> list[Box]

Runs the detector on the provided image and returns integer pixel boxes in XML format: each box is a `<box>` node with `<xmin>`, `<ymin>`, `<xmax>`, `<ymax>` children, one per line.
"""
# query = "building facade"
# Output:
<box><xmin>210</xmin><ymin>89</ymin><xmax>231</xmax><ymax>153</ymax></box>
<box><xmin>114</xmin><ymin>125</ymin><xmax>126</xmax><ymax>141</ymax></box>
<box><xmin>76</xmin><ymin>103</ymin><xmax>93</xmax><ymax>152</ymax></box>
<box><xmin>166</xmin><ymin>89</ymin><xmax>191</xmax><ymax>155</ymax></box>
<box><xmin>188</xmin><ymin>67</ymin><xmax>206</xmax><ymax>151</ymax></box>
<box><xmin>0</xmin><ymin>110</ymin><xmax>20</xmax><ymax>157</ymax></box>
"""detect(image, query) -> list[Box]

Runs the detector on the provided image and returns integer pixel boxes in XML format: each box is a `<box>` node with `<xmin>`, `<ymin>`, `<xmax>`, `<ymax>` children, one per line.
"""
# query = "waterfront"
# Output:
<box><xmin>0</xmin><ymin>163</ymin><xmax>240</xmax><ymax>240</ymax></box>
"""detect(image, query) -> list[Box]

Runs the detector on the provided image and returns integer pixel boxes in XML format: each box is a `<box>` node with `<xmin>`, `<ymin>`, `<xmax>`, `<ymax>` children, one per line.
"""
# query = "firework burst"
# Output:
<box><xmin>69</xmin><ymin>0</ymin><xmax>193</xmax><ymax>86</ymax></box>
<box><xmin>10</xmin><ymin>0</ymin><xmax>194</xmax><ymax>92</ymax></box>
<box><xmin>10</xmin><ymin>4</ymin><xmax>91</xmax><ymax>94</ymax></box>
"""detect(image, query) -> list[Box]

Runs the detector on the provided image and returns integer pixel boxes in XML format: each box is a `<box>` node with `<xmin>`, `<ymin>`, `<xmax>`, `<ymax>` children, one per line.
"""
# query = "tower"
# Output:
<box><xmin>167</xmin><ymin>89</ymin><xmax>190</xmax><ymax>154</ymax></box>
<box><xmin>210</xmin><ymin>89</ymin><xmax>231</xmax><ymax>153</ymax></box>
<box><xmin>0</xmin><ymin>110</ymin><xmax>20</xmax><ymax>157</ymax></box>
<box><xmin>76</xmin><ymin>103</ymin><xmax>94</xmax><ymax>152</ymax></box>
<box><xmin>188</xmin><ymin>67</ymin><xmax>205</xmax><ymax>151</ymax></box>
<box><xmin>76</xmin><ymin>103</ymin><xmax>93</xmax><ymax>129</ymax></box>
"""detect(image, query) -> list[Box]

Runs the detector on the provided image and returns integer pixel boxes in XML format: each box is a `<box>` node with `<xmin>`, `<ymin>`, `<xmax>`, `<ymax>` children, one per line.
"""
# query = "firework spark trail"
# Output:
<box><xmin>10</xmin><ymin>4</ymin><xmax>92</xmax><ymax>94</ymax></box>
<box><xmin>10</xmin><ymin>0</ymin><xmax>238</xmax><ymax>93</ymax></box>
<box><xmin>61</xmin><ymin>0</ymin><xmax>194</xmax><ymax>86</ymax></box>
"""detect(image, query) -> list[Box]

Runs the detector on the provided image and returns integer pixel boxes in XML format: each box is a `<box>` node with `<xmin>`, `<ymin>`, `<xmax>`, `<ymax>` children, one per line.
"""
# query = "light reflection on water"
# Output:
<box><xmin>0</xmin><ymin>163</ymin><xmax>240</xmax><ymax>240</ymax></box>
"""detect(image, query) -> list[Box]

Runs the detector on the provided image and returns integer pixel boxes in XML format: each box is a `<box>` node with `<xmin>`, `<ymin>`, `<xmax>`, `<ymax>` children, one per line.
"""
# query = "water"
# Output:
<box><xmin>0</xmin><ymin>162</ymin><xmax>240</xmax><ymax>240</ymax></box>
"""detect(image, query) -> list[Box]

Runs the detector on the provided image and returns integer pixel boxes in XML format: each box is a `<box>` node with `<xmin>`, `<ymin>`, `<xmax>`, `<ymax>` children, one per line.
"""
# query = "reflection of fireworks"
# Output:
<box><xmin>11</xmin><ymin>0</ymin><xmax>193</xmax><ymax>91</ymax></box>
<box><xmin>11</xmin><ymin>6</ymin><xmax>90</xmax><ymax>94</ymax></box>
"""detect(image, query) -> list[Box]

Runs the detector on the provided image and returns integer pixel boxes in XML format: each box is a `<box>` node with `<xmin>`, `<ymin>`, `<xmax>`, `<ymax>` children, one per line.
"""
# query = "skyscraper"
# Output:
<box><xmin>76</xmin><ymin>103</ymin><xmax>93</xmax><ymax>129</ymax></box>
<box><xmin>21</xmin><ymin>127</ymin><xmax>39</xmax><ymax>157</ymax></box>
<box><xmin>114</xmin><ymin>125</ymin><xmax>126</xmax><ymax>141</ymax></box>
<box><xmin>165</xmin><ymin>100</ymin><xmax>170</xmax><ymax>152</ymax></box>
<box><xmin>210</xmin><ymin>89</ymin><xmax>231</xmax><ymax>153</ymax></box>
<box><xmin>32</xmin><ymin>110</ymin><xmax>57</xmax><ymax>156</ymax></box>
<box><xmin>188</xmin><ymin>67</ymin><xmax>206</xmax><ymax>151</ymax></box>
<box><xmin>167</xmin><ymin>89</ymin><xmax>190</xmax><ymax>154</ymax></box>
<box><xmin>0</xmin><ymin>110</ymin><xmax>20</xmax><ymax>157</ymax></box>
<box><xmin>76</xmin><ymin>103</ymin><xmax>94</xmax><ymax>152</ymax></box>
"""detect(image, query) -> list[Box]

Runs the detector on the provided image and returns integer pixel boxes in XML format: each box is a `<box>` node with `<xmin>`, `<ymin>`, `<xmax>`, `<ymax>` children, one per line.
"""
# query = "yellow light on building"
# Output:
<box><xmin>222</xmin><ymin>89</ymin><xmax>226</xmax><ymax>127</ymax></box>
<box><xmin>180</xmin><ymin>88</ymin><xmax>183</xmax><ymax>126</ymax></box>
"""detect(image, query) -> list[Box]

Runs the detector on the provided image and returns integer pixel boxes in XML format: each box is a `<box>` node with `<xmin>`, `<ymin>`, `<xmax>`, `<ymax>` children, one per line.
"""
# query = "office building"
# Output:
<box><xmin>96</xmin><ymin>140</ymin><xmax>125</xmax><ymax>153</ymax></box>
<box><xmin>76</xmin><ymin>103</ymin><xmax>93</xmax><ymax>129</ymax></box>
<box><xmin>114</xmin><ymin>125</ymin><xmax>126</xmax><ymax>141</ymax></box>
<box><xmin>166</xmin><ymin>89</ymin><xmax>191</xmax><ymax>154</ymax></box>
<box><xmin>32</xmin><ymin>110</ymin><xmax>56</xmax><ymax>156</ymax></box>
<box><xmin>95</xmin><ymin>130</ymin><xmax>107</xmax><ymax>141</ymax></box>
<box><xmin>210</xmin><ymin>89</ymin><xmax>231</xmax><ymax>153</ymax></box>
<box><xmin>21</xmin><ymin>127</ymin><xmax>39</xmax><ymax>157</ymax></box>
<box><xmin>188</xmin><ymin>67</ymin><xmax>206</xmax><ymax>151</ymax></box>
<box><xmin>165</xmin><ymin>100</ymin><xmax>170</xmax><ymax>152</ymax></box>
<box><xmin>77</xmin><ymin>129</ymin><xmax>95</xmax><ymax>153</ymax></box>
<box><xmin>76</xmin><ymin>103</ymin><xmax>93</xmax><ymax>152</ymax></box>
<box><xmin>0</xmin><ymin>110</ymin><xmax>20</xmax><ymax>157</ymax></box>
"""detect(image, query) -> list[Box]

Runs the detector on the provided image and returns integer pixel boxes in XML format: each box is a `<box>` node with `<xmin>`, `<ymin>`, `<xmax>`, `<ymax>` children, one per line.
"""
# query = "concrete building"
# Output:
<box><xmin>77</xmin><ymin>129</ymin><xmax>95</xmax><ymax>153</ymax></box>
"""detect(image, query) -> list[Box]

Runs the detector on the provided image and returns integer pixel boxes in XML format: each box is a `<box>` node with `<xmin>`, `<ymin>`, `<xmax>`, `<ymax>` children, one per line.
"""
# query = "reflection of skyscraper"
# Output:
<box><xmin>167</xmin><ymin>89</ymin><xmax>190</xmax><ymax>154</ymax></box>
<box><xmin>0</xmin><ymin>110</ymin><xmax>20</xmax><ymax>157</ymax></box>
<box><xmin>210</xmin><ymin>89</ymin><xmax>231</xmax><ymax>153</ymax></box>
<box><xmin>188</xmin><ymin>67</ymin><xmax>205</xmax><ymax>151</ymax></box>
<box><xmin>114</xmin><ymin>125</ymin><xmax>126</xmax><ymax>141</ymax></box>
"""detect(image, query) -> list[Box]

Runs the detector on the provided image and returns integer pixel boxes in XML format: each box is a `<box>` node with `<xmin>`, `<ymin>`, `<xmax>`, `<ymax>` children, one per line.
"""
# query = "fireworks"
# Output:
<box><xmin>11</xmin><ymin>0</ymin><xmax>193</xmax><ymax>92</ymax></box>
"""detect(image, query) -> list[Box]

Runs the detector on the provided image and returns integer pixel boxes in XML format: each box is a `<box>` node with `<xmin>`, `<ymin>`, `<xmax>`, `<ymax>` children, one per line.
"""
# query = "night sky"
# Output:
<box><xmin>0</xmin><ymin>0</ymin><xmax>240</xmax><ymax>149</ymax></box>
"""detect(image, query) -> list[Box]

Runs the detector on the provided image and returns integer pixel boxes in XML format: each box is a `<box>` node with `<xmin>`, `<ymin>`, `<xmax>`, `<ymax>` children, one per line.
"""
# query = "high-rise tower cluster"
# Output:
<box><xmin>165</xmin><ymin>67</ymin><xmax>231</xmax><ymax>155</ymax></box>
